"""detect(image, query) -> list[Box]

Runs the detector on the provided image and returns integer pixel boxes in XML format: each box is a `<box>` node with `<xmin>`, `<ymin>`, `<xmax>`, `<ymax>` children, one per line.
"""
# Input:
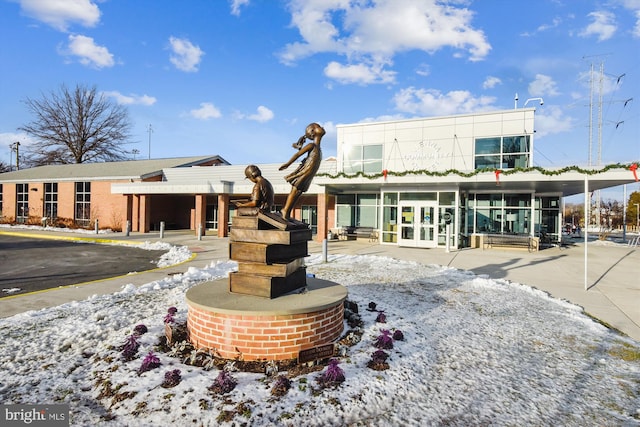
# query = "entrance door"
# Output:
<box><xmin>398</xmin><ymin>202</ymin><xmax>437</xmax><ymax>248</ymax></box>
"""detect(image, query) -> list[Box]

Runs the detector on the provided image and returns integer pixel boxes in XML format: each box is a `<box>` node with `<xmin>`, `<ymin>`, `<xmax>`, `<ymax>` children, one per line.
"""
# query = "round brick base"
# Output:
<box><xmin>186</xmin><ymin>277</ymin><xmax>348</xmax><ymax>361</ymax></box>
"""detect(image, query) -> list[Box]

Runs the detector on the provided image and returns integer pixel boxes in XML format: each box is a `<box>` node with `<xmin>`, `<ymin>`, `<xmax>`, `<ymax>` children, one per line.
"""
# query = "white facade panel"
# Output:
<box><xmin>337</xmin><ymin>109</ymin><xmax>536</xmax><ymax>175</ymax></box>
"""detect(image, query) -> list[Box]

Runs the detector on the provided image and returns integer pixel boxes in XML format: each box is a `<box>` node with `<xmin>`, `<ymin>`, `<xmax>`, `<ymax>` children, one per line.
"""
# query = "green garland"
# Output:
<box><xmin>317</xmin><ymin>162</ymin><xmax>637</xmax><ymax>180</ymax></box>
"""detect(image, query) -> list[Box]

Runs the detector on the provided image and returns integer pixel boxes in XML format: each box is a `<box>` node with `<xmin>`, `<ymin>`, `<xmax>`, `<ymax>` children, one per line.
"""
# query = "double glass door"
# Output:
<box><xmin>398</xmin><ymin>202</ymin><xmax>437</xmax><ymax>248</ymax></box>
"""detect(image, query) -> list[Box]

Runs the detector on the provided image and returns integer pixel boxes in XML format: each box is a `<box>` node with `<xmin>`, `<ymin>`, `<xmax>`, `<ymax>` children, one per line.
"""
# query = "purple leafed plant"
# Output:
<box><xmin>392</xmin><ymin>329</ymin><xmax>404</xmax><ymax>341</ymax></box>
<box><xmin>133</xmin><ymin>324</ymin><xmax>148</xmax><ymax>336</ymax></box>
<box><xmin>208</xmin><ymin>370</ymin><xmax>238</xmax><ymax>395</ymax></box>
<box><xmin>371</xmin><ymin>349</ymin><xmax>390</xmax><ymax>364</ymax></box>
<box><xmin>270</xmin><ymin>375</ymin><xmax>292</xmax><ymax>397</ymax></box>
<box><xmin>375</xmin><ymin>311</ymin><xmax>387</xmax><ymax>323</ymax></box>
<box><xmin>137</xmin><ymin>351</ymin><xmax>161</xmax><ymax>375</ymax></box>
<box><xmin>367</xmin><ymin>349</ymin><xmax>390</xmax><ymax>371</ymax></box>
<box><xmin>161</xmin><ymin>369</ymin><xmax>182</xmax><ymax>388</ymax></box>
<box><xmin>316</xmin><ymin>358</ymin><xmax>345</xmax><ymax>389</ymax></box>
<box><xmin>374</xmin><ymin>329</ymin><xmax>394</xmax><ymax>350</ymax></box>
<box><xmin>121</xmin><ymin>334</ymin><xmax>140</xmax><ymax>361</ymax></box>
<box><xmin>164</xmin><ymin>307</ymin><xmax>178</xmax><ymax>324</ymax></box>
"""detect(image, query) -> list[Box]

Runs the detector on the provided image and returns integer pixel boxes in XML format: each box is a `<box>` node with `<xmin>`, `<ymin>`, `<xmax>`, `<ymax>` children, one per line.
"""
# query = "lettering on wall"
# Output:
<box><xmin>402</xmin><ymin>140</ymin><xmax>452</xmax><ymax>170</ymax></box>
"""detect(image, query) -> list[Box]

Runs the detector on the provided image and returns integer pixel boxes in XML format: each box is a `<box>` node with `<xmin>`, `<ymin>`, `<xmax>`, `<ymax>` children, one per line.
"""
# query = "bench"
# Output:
<box><xmin>335</xmin><ymin>226</ymin><xmax>378</xmax><ymax>241</ymax></box>
<box><xmin>483</xmin><ymin>234</ymin><xmax>537</xmax><ymax>252</ymax></box>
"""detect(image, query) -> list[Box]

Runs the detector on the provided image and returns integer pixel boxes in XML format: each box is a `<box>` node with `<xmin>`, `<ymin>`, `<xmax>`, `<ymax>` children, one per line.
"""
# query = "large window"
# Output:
<box><xmin>468</xmin><ymin>192</ymin><xmax>538</xmax><ymax>236</ymax></box>
<box><xmin>44</xmin><ymin>183</ymin><xmax>58</xmax><ymax>221</ymax></box>
<box><xmin>336</xmin><ymin>193</ymin><xmax>380</xmax><ymax>228</ymax></box>
<box><xmin>16</xmin><ymin>183</ymin><xmax>28</xmax><ymax>223</ymax></box>
<box><xmin>343</xmin><ymin>144</ymin><xmax>383</xmax><ymax>174</ymax></box>
<box><xmin>475</xmin><ymin>135</ymin><xmax>530</xmax><ymax>169</ymax></box>
<box><xmin>75</xmin><ymin>182</ymin><xmax>91</xmax><ymax>226</ymax></box>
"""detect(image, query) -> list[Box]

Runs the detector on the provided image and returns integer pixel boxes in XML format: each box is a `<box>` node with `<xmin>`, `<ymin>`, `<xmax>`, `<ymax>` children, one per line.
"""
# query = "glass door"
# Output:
<box><xmin>398</xmin><ymin>202</ymin><xmax>437</xmax><ymax>248</ymax></box>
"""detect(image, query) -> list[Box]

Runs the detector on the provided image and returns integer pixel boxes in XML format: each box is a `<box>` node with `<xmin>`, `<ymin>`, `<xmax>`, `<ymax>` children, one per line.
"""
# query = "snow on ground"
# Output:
<box><xmin>1</xmin><ymin>242</ymin><xmax>639</xmax><ymax>427</ymax></box>
<box><xmin>0</xmin><ymin>223</ymin><xmax>115</xmax><ymax>234</ymax></box>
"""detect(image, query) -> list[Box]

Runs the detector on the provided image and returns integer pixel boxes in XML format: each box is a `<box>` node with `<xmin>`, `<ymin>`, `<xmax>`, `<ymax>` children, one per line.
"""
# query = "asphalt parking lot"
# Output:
<box><xmin>0</xmin><ymin>235</ymin><xmax>166</xmax><ymax>297</ymax></box>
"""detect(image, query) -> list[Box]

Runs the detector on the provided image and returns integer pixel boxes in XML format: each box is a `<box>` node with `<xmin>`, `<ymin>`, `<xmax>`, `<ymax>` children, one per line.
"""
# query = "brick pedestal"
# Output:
<box><xmin>186</xmin><ymin>277</ymin><xmax>347</xmax><ymax>361</ymax></box>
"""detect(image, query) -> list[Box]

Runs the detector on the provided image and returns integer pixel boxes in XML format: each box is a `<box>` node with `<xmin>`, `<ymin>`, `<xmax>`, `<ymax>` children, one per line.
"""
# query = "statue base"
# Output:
<box><xmin>186</xmin><ymin>277</ymin><xmax>347</xmax><ymax>361</ymax></box>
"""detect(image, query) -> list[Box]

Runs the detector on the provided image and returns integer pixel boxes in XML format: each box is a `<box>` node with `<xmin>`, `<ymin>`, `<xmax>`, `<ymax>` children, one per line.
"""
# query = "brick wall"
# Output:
<box><xmin>187</xmin><ymin>302</ymin><xmax>344</xmax><ymax>361</ymax></box>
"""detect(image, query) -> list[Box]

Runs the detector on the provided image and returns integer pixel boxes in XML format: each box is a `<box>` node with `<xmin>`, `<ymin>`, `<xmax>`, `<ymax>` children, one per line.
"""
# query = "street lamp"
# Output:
<box><xmin>523</xmin><ymin>97</ymin><xmax>544</xmax><ymax>108</ymax></box>
<box><xmin>10</xmin><ymin>141</ymin><xmax>20</xmax><ymax>170</ymax></box>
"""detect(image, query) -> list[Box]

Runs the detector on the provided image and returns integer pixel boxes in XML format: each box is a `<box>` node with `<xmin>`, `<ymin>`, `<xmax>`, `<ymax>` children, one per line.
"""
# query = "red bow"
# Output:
<box><xmin>631</xmin><ymin>163</ymin><xmax>638</xmax><ymax>181</ymax></box>
<box><xmin>495</xmin><ymin>169</ymin><xmax>502</xmax><ymax>185</ymax></box>
<box><xmin>383</xmin><ymin>169</ymin><xmax>388</xmax><ymax>180</ymax></box>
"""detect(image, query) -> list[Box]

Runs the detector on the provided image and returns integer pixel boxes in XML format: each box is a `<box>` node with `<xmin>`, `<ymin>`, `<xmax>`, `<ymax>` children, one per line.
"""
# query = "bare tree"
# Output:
<box><xmin>18</xmin><ymin>84</ymin><xmax>133</xmax><ymax>165</ymax></box>
<box><xmin>0</xmin><ymin>161</ymin><xmax>11</xmax><ymax>173</ymax></box>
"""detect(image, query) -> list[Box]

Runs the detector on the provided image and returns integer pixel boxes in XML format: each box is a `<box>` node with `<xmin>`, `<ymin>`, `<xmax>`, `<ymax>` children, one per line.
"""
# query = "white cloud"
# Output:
<box><xmin>19</xmin><ymin>0</ymin><xmax>100</xmax><ymax>31</ymax></box>
<box><xmin>65</xmin><ymin>35</ymin><xmax>114</xmax><ymax>68</ymax></box>
<box><xmin>102</xmin><ymin>91</ymin><xmax>156</xmax><ymax>106</ymax></box>
<box><xmin>415</xmin><ymin>63</ymin><xmax>430</xmax><ymax>77</ymax></box>
<box><xmin>230</xmin><ymin>0</ymin><xmax>250</xmax><ymax>16</ymax></box>
<box><xmin>579</xmin><ymin>11</ymin><xmax>617</xmax><ymax>41</ymax></box>
<box><xmin>532</xmin><ymin>105</ymin><xmax>575</xmax><ymax>138</ymax></box>
<box><xmin>247</xmin><ymin>105</ymin><xmax>274</xmax><ymax>122</ymax></box>
<box><xmin>393</xmin><ymin>87</ymin><xmax>496</xmax><ymax>116</ymax></box>
<box><xmin>279</xmin><ymin>0</ymin><xmax>491</xmax><ymax>85</ymax></box>
<box><xmin>324</xmin><ymin>61</ymin><xmax>396</xmax><ymax>85</ymax></box>
<box><xmin>528</xmin><ymin>74</ymin><xmax>559</xmax><ymax>97</ymax></box>
<box><xmin>483</xmin><ymin>76</ymin><xmax>502</xmax><ymax>89</ymax></box>
<box><xmin>0</xmin><ymin>132</ymin><xmax>34</xmax><ymax>152</ymax></box>
<box><xmin>190</xmin><ymin>103</ymin><xmax>222</xmax><ymax>120</ymax></box>
<box><xmin>618</xmin><ymin>2</ymin><xmax>640</xmax><ymax>37</ymax></box>
<box><xmin>168</xmin><ymin>37</ymin><xmax>204</xmax><ymax>72</ymax></box>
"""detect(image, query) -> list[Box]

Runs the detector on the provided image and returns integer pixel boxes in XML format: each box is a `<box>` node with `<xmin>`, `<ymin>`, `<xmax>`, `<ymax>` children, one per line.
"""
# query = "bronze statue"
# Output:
<box><xmin>279</xmin><ymin>123</ymin><xmax>325</xmax><ymax>220</ymax></box>
<box><xmin>233</xmin><ymin>164</ymin><xmax>274</xmax><ymax>216</ymax></box>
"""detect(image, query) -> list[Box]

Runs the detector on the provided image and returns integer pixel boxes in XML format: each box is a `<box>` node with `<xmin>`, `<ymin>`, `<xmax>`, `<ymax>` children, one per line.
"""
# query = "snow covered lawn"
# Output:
<box><xmin>1</xmin><ymin>250</ymin><xmax>638</xmax><ymax>426</ymax></box>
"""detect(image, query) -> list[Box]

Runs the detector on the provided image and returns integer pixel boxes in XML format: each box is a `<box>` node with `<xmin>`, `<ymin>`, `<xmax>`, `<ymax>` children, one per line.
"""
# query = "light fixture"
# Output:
<box><xmin>523</xmin><ymin>97</ymin><xmax>544</xmax><ymax>107</ymax></box>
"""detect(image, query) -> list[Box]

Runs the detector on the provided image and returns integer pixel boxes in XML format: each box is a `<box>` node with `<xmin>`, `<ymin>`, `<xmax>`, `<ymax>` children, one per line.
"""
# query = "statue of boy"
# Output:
<box><xmin>234</xmin><ymin>164</ymin><xmax>274</xmax><ymax>216</ymax></box>
<box><xmin>279</xmin><ymin>123</ymin><xmax>325</xmax><ymax>220</ymax></box>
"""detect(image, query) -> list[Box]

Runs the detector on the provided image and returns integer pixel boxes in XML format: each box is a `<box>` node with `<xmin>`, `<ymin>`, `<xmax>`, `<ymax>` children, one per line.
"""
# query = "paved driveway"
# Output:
<box><xmin>0</xmin><ymin>235</ymin><xmax>166</xmax><ymax>297</ymax></box>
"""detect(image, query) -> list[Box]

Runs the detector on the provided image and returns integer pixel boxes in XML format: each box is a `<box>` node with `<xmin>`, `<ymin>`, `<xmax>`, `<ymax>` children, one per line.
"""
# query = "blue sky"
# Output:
<box><xmin>1</xmin><ymin>0</ymin><xmax>639</xmax><ymax>198</ymax></box>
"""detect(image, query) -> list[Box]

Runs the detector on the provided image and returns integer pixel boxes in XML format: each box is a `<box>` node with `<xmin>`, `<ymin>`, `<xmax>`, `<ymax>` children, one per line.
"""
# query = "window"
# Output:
<box><xmin>301</xmin><ymin>205</ymin><xmax>318</xmax><ymax>235</ymax></box>
<box><xmin>44</xmin><ymin>183</ymin><xmax>58</xmax><ymax>221</ymax></box>
<box><xmin>535</xmin><ymin>196</ymin><xmax>560</xmax><ymax>239</ymax></box>
<box><xmin>75</xmin><ymin>182</ymin><xmax>91</xmax><ymax>226</ymax></box>
<box><xmin>343</xmin><ymin>144</ymin><xmax>383</xmax><ymax>174</ymax></box>
<box><xmin>363</xmin><ymin>145</ymin><xmax>383</xmax><ymax>173</ymax></box>
<box><xmin>16</xmin><ymin>183</ymin><xmax>28</xmax><ymax>223</ymax></box>
<box><xmin>205</xmin><ymin>204</ymin><xmax>218</xmax><ymax>230</ymax></box>
<box><xmin>335</xmin><ymin>193</ymin><xmax>380</xmax><ymax>228</ymax></box>
<box><xmin>474</xmin><ymin>136</ymin><xmax>530</xmax><ymax>169</ymax></box>
<box><xmin>400</xmin><ymin>192</ymin><xmax>437</xmax><ymax>201</ymax></box>
<box><xmin>470</xmin><ymin>192</ymin><xmax>535</xmax><ymax>235</ymax></box>
<box><xmin>382</xmin><ymin>192</ymin><xmax>398</xmax><ymax>243</ymax></box>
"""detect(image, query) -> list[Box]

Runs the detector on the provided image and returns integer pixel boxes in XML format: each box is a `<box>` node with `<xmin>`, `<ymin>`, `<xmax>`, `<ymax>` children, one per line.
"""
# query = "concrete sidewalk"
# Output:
<box><xmin>1</xmin><ymin>229</ymin><xmax>638</xmax><ymax>342</ymax></box>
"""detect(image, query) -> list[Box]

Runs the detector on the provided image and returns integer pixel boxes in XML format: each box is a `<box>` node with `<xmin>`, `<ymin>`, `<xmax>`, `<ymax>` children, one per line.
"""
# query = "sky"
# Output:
<box><xmin>1</xmin><ymin>0</ymin><xmax>640</xmax><ymax>199</ymax></box>
<box><xmin>0</xmin><ymin>231</ymin><xmax>638</xmax><ymax>425</ymax></box>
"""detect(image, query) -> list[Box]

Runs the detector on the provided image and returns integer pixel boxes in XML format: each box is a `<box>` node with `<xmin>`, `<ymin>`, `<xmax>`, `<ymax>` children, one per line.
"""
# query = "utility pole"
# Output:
<box><xmin>595</xmin><ymin>63</ymin><xmax>604</xmax><ymax>229</ymax></box>
<box><xmin>147</xmin><ymin>124</ymin><xmax>153</xmax><ymax>160</ymax></box>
